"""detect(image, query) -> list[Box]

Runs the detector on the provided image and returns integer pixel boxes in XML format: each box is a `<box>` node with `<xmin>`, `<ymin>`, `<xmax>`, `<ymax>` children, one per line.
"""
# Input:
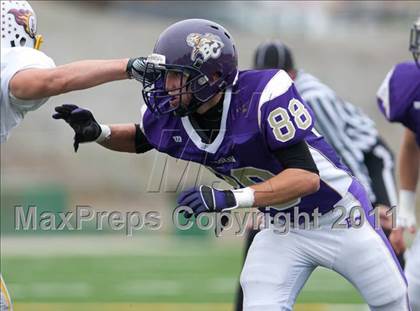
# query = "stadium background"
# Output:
<box><xmin>1</xmin><ymin>1</ymin><xmax>419</xmax><ymax>310</ymax></box>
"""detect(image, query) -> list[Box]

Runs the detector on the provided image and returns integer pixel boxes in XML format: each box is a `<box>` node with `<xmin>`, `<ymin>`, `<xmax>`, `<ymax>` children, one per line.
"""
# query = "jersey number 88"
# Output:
<box><xmin>268</xmin><ymin>99</ymin><xmax>312</xmax><ymax>142</ymax></box>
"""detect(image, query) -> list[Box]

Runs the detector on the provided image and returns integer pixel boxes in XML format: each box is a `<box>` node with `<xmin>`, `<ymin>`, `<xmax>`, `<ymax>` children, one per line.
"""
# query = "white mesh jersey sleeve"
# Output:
<box><xmin>1</xmin><ymin>47</ymin><xmax>56</xmax><ymax>143</ymax></box>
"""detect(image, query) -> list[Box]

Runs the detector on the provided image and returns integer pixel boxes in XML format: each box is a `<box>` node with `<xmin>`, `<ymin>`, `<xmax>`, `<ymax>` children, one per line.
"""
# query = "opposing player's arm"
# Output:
<box><xmin>9</xmin><ymin>56</ymin><xmax>152</xmax><ymax>101</ymax></box>
<box><xmin>10</xmin><ymin>59</ymin><xmax>130</xmax><ymax>100</ymax></box>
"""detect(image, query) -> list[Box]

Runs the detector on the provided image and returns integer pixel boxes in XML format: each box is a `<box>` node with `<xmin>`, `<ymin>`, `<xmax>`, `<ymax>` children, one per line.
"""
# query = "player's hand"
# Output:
<box><xmin>177</xmin><ymin>186</ymin><xmax>238</xmax><ymax>218</ymax></box>
<box><xmin>53</xmin><ymin>104</ymin><xmax>102</xmax><ymax>152</ymax></box>
<box><xmin>126</xmin><ymin>57</ymin><xmax>161</xmax><ymax>84</ymax></box>
<box><xmin>389</xmin><ymin>227</ymin><xmax>406</xmax><ymax>255</ymax></box>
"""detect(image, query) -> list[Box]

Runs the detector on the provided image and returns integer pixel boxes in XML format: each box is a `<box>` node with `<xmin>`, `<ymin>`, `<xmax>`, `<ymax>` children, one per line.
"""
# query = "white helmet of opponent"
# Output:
<box><xmin>1</xmin><ymin>0</ymin><xmax>43</xmax><ymax>49</ymax></box>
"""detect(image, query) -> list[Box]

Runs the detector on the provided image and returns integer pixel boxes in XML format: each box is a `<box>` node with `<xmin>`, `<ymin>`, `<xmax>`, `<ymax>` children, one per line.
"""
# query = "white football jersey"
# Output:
<box><xmin>1</xmin><ymin>47</ymin><xmax>55</xmax><ymax>143</ymax></box>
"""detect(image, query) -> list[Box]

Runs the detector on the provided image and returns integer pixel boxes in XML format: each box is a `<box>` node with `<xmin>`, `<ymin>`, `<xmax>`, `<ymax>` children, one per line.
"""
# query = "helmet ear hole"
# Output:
<box><xmin>19</xmin><ymin>37</ymin><xmax>26</xmax><ymax>46</ymax></box>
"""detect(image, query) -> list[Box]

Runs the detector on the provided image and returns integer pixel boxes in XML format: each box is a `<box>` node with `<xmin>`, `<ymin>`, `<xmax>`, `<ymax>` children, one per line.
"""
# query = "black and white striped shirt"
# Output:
<box><xmin>294</xmin><ymin>70</ymin><xmax>379</xmax><ymax>201</ymax></box>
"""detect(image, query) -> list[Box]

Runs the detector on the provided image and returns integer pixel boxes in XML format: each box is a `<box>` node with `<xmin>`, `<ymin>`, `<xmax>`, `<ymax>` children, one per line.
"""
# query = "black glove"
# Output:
<box><xmin>126</xmin><ymin>57</ymin><xmax>161</xmax><ymax>84</ymax></box>
<box><xmin>53</xmin><ymin>104</ymin><xmax>102</xmax><ymax>152</ymax></box>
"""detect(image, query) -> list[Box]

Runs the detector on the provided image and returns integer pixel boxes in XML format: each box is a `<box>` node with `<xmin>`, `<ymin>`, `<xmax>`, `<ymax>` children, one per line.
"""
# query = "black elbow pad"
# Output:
<box><xmin>135</xmin><ymin>124</ymin><xmax>154</xmax><ymax>153</ymax></box>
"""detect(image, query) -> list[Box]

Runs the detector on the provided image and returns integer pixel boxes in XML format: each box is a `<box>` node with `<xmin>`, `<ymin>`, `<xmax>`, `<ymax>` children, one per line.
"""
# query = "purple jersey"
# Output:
<box><xmin>377</xmin><ymin>61</ymin><xmax>420</xmax><ymax>145</ymax></box>
<box><xmin>141</xmin><ymin>69</ymin><xmax>363</xmax><ymax>216</ymax></box>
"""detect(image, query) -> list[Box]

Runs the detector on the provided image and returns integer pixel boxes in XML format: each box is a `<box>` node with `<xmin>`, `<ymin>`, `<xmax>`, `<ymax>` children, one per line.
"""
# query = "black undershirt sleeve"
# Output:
<box><xmin>134</xmin><ymin>124</ymin><xmax>154</xmax><ymax>154</ymax></box>
<box><xmin>273</xmin><ymin>140</ymin><xmax>319</xmax><ymax>175</ymax></box>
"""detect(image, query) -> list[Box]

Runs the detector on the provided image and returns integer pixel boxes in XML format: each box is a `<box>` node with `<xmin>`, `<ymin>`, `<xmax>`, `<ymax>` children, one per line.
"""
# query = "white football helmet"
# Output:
<box><xmin>1</xmin><ymin>0</ymin><xmax>43</xmax><ymax>49</ymax></box>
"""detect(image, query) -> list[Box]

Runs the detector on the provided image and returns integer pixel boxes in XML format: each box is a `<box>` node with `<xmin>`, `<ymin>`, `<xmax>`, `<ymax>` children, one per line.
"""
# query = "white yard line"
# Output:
<box><xmin>1</xmin><ymin>236</ymin><xmax>234</xmax><ymax>257</ymax></box>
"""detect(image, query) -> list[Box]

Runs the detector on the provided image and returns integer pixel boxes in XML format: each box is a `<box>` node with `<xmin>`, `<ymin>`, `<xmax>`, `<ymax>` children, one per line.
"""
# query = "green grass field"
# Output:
<box><xmin>1</xmin><ymin>235</ymin><xmax>366</xmax><ymax>310</ymax></box>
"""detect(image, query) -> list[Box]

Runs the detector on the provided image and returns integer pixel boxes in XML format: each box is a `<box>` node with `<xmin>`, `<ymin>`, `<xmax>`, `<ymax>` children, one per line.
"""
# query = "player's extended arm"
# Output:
<box><xmin>53</xmin><ymin>104</ymin><xmax>153</xmax><ymax>153</ymax></box>
<box><xmin>9</xmin><ymin>56</ymin><xmax>152</xmax><ymax>100</ymax></box>
<box><xmin>177</xmin><ymin>141</ymin><xmax>320</xmax><ymax>218</ymax></box>
<box><xmin>98</xmin><ymin>123</ymin><xmax>153</xmax><ymax>154</ymax></box>
<box><xmin>98</xmin><ymin>124</ymin><xmax>137</xmax><ymax>153</ymax></box>
<box><xmin>397</xmin><ymin>129</ymin><xmax>419</xmax><ymax>229</ymax></box>
<box><xmin>10</xmin><ymin>59</ymin><xmax>129</xmax><ymax>100</ymax></box>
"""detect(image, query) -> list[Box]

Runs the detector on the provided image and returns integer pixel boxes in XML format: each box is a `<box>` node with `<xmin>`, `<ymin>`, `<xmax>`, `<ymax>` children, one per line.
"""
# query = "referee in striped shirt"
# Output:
<box><xmin>235</xmin><ymin>41</ymin><xmax>402</xmax><ymax>311</ymax></box>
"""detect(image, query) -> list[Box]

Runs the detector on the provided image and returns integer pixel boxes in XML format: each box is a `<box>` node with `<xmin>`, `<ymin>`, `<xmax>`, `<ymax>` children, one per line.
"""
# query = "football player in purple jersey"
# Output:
<box><xmin>233</xmin><ymin>39</ymin><xmax>402</xmax><ymax>311</ymax></box>
<box><xmin>377</xmin><ymin>17</ymin><xmax>420</xmax><ymax>311</ymax></box>
<box><xmin>56</xmin><ymin>19</ymin><xmax>409</xmax><ymax>310</ymax></box>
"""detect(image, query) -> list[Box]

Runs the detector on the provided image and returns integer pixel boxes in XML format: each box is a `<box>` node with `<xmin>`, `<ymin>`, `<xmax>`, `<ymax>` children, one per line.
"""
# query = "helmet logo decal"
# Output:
<box><xmin>8</xmin><ymin>9</ymin><xmax>36</xmax><ymax>38</ymax></box>
<box><xmin>186</xmin><ymin>33</ymin><xmax>224</xmax><ymax>62</ymax></box>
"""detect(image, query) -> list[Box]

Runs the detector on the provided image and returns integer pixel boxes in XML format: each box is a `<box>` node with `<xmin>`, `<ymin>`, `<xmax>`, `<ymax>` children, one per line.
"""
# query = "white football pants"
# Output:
<box><xmin>240</xmin><ymin>192</ymin><xmax>410</xmax><ymax>311</ymax></box>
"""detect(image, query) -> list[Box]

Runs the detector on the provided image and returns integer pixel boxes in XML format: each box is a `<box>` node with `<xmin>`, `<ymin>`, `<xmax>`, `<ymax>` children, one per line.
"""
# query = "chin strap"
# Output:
<box><xmin>34</xmin><ymin>35</ymin><xmax>43</xmax><ymax>50</ymax></box>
